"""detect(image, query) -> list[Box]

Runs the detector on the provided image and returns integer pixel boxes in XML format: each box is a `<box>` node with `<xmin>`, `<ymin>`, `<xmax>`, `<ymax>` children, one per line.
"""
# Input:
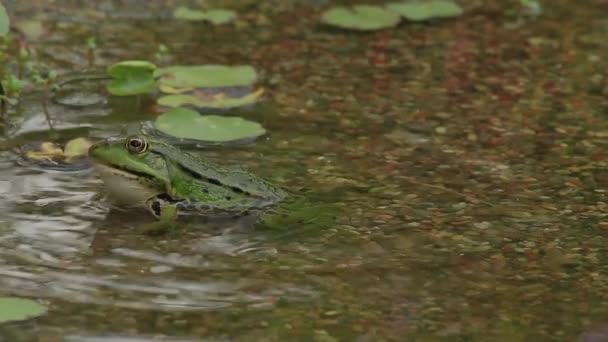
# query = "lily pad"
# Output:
<box><xmin>174</xmin><ymin>6</ymin><xmax>237</xmax><ymax>24</ymax></box>
<box><xmin>154</xmin><ymin>108</ymin><xmax>266</xmax><ymax>142</ymax></box>
<box><xmin>155</xmin><ymin>65</ymin><xmax>257</xmax><ymax>89</ymax></box>
<box><xmin>0</xmin><ymin>3</ymin><xmax>9</xmax><ymax>37</ymax></box>
<box><xmin>157</xmin><ymin>88</ymin><xmax>264</xmax><ymax>109</ymax></box>
<box><xmin>320</xmin><ymin>5</ymin><xmax>401</xmax><ymax>31</ymax></box>
<box><xmin>0</xmin><ymin>297</ymin><xmax>47</xmax><ymax>323</ymax></box>
<box><xmin>386</xmin><ymin>1</ymin><xmax>463</xmax><ymax>21</ymax></box>
<box><xmin>107</xmin><ymin>60</ymin><xmax>157</xmax><ymax>96</ymax></box>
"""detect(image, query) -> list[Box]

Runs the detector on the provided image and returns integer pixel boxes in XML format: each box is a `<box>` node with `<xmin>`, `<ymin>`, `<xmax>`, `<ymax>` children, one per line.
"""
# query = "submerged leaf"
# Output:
<box><xmin>0</xmin><ymin>297</ymin><xmax>47</xmax><ymax>323</ymax></box>
<box><xmin>155</xmin><ymin>65</ymin><xmax>257</xmax><ymax>88</ymax></box>
<box><xmin>174</xmin><ymin>6</ymin><xmax>236</xmax><ymax>24</ymax></box>
<box><xmin>154</xmin><ymin>108</ymin><xmax>266</xmax><ymax>142</ymax></box>
<box><xmin>386</xmin><ymin>1</ymin><xmax>463</xmax><ymax>21</ymax></box>
<box><xmin>157</xmin><ymin>88</ymin><xmax>263</xmax><ymax>109</ymax></box>
<box><xmin>320</xmin><ymin>5</ymin><xmax>401</xmax><ymax>31</ymax></box>
<box><xmin>107</xmin><ymin>60</ymin><xmax>157</xmax><ymax>96</ymax></box>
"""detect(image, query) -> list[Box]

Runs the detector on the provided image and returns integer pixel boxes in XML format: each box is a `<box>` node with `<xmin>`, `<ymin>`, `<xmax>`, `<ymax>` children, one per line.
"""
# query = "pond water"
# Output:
<box><xmin>2</xmin><ymin>0</ymin><xmax>608</xmax><ymax>340</ymax></box>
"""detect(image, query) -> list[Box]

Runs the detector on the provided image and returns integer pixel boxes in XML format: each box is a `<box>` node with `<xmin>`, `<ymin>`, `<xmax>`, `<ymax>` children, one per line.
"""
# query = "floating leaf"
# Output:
<box><xmin>24</xmin><ymin>142</ymin><xmax>63</xmax><ymax>161</ymax></box>
<box><xmin>386</xmin><ymin>1</ymin><xmax>463</xmax><ymax>21</ymax></box>
<box><xmin>154</xmin><ymin>108</ymin><xmax>266</xmax><ymax>142</ymax></box>
<box><xmin>15</xmin><ymin>20</ymin><xmax>44</xmax><ymax>40</ymax></box>
<box><xmin>320</xmin><ymin>5</ymin><xmax>401</xmax><ymax>31</ymax></box>
<box><xmin>157</xmin><ymin>88</ymin><xmax>264</xmax><ymax>109</ymax></box>
<box><xmin>20</xmin><ymin>138</ymin><xmax>95</xmax><ymax>170</ymax></box>
<box><xmin>0</xmin><ymin>3</ymin><xmax>9</xmax><ymax>37</ymax></box>
<box><xmin>64</xmin><ymin>137</ymin><xmax>95</xmax><ymax>158</ymax></box>
<box><xmin>174</xmin><ymin>6</ymin><xmax>207</xmax><ymax>20</ymax></box>
<box><xmin>174</xmin><ymin>6</ymin><xmax>236</xmax><ymax>24</ymax></box>
<box><xmin>203</xmin><ymin>9</ymin><xmax>237</xmax><ymax>24</ymax></box>
<box><xmin>107</xmin><ymin>60</ymin><xmax>157</xmax><ymax>96</ymax></box>
<box><xmin>0</xmin><ymin>297</ymin><xmax>47</xmax><ymax>323</ymax></box>
<box><xmin>158</xmin><ymin>84</ymin><xmax>194</xmax><ymax>94</ymax></box>
<box><xmin>520</xmin><ymin>0</ymin><xmax>541</xmax><ymax>15</ymax></box>
<box><xmin>155</xmin><ymin>65</ymin><xmax>257</xmax><ymax>88</ymax></box>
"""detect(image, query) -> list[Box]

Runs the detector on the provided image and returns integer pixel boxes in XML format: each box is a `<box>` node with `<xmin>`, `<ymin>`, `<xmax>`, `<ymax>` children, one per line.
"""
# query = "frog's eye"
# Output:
<box><xmin>126</xmin><ymin>136</ymin><xmax>147</xmax><ymax>154</ymax></box>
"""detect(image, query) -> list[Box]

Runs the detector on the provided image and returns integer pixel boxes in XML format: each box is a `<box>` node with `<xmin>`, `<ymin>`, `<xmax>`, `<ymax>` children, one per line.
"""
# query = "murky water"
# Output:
<box><xmin>3</xmin><ymin>0</ymin><xmax>608</xmax><ymax>340</ymax></box>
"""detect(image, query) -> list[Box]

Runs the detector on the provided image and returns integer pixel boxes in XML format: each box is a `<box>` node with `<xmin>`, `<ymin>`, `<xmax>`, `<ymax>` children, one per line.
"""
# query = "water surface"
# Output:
<box><xmin>2</xmin><ymin>0</ymin><xmax>608</xmax><ymax>340</ymax></box>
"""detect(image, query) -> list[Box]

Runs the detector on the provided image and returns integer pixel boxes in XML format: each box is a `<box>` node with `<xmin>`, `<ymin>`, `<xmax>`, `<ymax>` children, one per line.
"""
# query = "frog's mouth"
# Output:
<box><xmin>89</xmin><ymin>156</ymin><xmax>156</xmax><ymax>180</ymax></box>
<box><xmin>92</xmin><ymin>163</ymin><xmax>161</xmax><ymax>206</ymax></box>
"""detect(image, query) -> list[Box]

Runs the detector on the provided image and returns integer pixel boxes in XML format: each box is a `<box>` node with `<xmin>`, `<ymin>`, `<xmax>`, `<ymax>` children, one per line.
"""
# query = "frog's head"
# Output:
<box><xmin>89</xmin><ymin>135</ymin><xmax>169</xmax><ymax>205</ymax></box>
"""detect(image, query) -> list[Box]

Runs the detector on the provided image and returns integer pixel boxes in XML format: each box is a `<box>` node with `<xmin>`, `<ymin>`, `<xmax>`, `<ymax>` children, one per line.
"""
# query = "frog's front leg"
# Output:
<box><xmin>144</xmin><ymin>195</ymin><xmax>174</xmax><ymax>219</ymax></box>
<box><xmin>139</xmin><ymin>196</ymin><xmax>180</xmax><ymax>234</ymax></box>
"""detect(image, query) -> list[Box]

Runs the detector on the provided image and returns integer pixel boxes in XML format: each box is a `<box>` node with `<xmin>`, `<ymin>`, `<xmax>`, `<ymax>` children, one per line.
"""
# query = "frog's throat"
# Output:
<box><xmin>93</xmin><ymin>162</ymin><xmax>162</xmax><ymax>205</ymax></box>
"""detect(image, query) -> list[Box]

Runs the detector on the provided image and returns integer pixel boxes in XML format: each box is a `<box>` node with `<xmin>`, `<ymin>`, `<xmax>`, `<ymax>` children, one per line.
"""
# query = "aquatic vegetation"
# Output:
<box><xmin>157</xmin><ymin>88</ymin><xmax>263</xmax><ymax>110</ymax></box>
<box><xmin>153</xmin><ymin>107</ymin><xmax>266</xmax><ymax>142</ymax></box>
<box><xmin>386</xmin><ymin>0</ymin><xmax>463</xmax><ymax>21</ymax></box>
<box><xmin>14</xmin><ymin>20</ymin><xmax>44</xmax><ymax>40</ymax></box>
<box><xmin>0</xmin><ymin>2</ymin><xmax>7</xmax><ymax>36</ymax></box>
<box><xmin>520</xmin><ymin>0</ymin><xmax>542</xmax><ymax>15</ymax></box>
<box><xmin>18</xmin><ymin>137</ymin><xmax>94</xmax><ymax>169</ymax></box>
<box><xmin>155</xmin><ymin>65</ymin><xmax>257</xmax><ymax>89</ymax></box>
<box><xmin>173</xmin><ymin>6</ymin><xmax>237</xmax><ymax>25</ymax></box>
<box><xmin>0</xmin><ymin>297</ymin><xmax>47</xmax><ymax>323</ymax></box>
<box><xmin>321</xmin><ymin>1</ymin><xmax>463</xmax><ymax>31</ymax></box>
<box><xmin>106</xmin><ymin>60</ymin><xmax>157</xmax><ymax>96</ymax></box>
<box><xmin>320</xmin><ymin>5</ymin><xmax>401</xmax><ymax>31</ymax></box>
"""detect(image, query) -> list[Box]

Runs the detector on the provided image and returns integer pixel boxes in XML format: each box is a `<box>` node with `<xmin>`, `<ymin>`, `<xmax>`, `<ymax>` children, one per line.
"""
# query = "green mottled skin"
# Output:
<box><xmin>88</xmin><ymin>135</ymin><xmax>287</xmax><ymax>218</ymax></box>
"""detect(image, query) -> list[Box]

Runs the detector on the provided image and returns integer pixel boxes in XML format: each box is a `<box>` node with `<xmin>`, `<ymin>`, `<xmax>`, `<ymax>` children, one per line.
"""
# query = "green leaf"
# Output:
<box><xmin>174</xmin><ymin>6</ymin><xmax>236</xmax><ymax>24</ymax></box>
<box><xmin>174</xmin><ymin>6</ymin><xmax>206</xmax><ymax>20</ymax></box>
<box><xmin>386</xmin><ymin>1</ymin><xmax>463</xmax><ymax>21</ymax></box>
<box><xmin>0</xmin><ymin>3</ymin><xmax>9</xmax><ymax>37</ymax></box>
<box><xmin>106</xmin><ymin>60</ymin><xmax>157</xmax><ymax>96</ymax></box>
<box><xmin>154</xmin><ymin>108</ymin><xmax>266</xmax><ymax>142</ymax></box>
<box><xmin>15</xmin><ymin>20</ymin><xmax>44</xmax><ymax>40</ymax></box>
<box><xmin>0</xmin><ymin>297</ymin><xmax>47</xmax><ymax>323</ymax></box>
<box><xmin>201</xmin><ymin>9</ymin><xmax>237</xmax><ymax>24</ymax></box>
<box><xmin>86</xmin><ymin>36</ymin><xmax>97</xmax><ymax>49</ymax></box>
<box><xmin>63</xmin><ymin>137</ymin><xmax>95</xmax><ymax>158</ymax></box>
<box><xmin>154</xmin><ymin>65</ymin><xmax>257</xmax><ymax>88</ymax></box>
<box><xmin>520</xmin><ymin>0</ymin><xmax>541</xmax><ymax>15</ymax></box>
<box><xmin>320</xmin><ymin>5</ymin><xmax>401</xmax><ymax>31</ymax></box>
<box><xmin>157</xmin><ymin>88</ymin><xmax>263</xmax><ymax>109</ymax></box>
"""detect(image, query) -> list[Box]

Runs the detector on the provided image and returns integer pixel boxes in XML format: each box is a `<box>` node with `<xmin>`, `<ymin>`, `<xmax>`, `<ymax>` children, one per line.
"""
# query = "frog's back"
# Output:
<box><xmin>150</xmin><ymin>140</ymin><xmax>287</xmax><ymax>204</ymax></box>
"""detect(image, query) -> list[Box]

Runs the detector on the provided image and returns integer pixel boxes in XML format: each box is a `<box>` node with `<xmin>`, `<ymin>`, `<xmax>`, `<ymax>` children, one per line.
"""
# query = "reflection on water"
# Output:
<box><xmin>0</xmin><ymin>266</ymin><xmax>317</xmax><ymax>311</ymax></box>
<box><xmin>0</xmin><ymin>155</ymin><xmax>103</xmax><ymax>257</ymax></box>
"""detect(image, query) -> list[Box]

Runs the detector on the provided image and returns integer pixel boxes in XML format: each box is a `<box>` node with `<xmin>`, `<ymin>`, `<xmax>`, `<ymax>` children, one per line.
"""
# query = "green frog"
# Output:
<box><xmin>88</xmin><ymin>135</ymin><xmax>289</xmax><ymax>222</ymax></box>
